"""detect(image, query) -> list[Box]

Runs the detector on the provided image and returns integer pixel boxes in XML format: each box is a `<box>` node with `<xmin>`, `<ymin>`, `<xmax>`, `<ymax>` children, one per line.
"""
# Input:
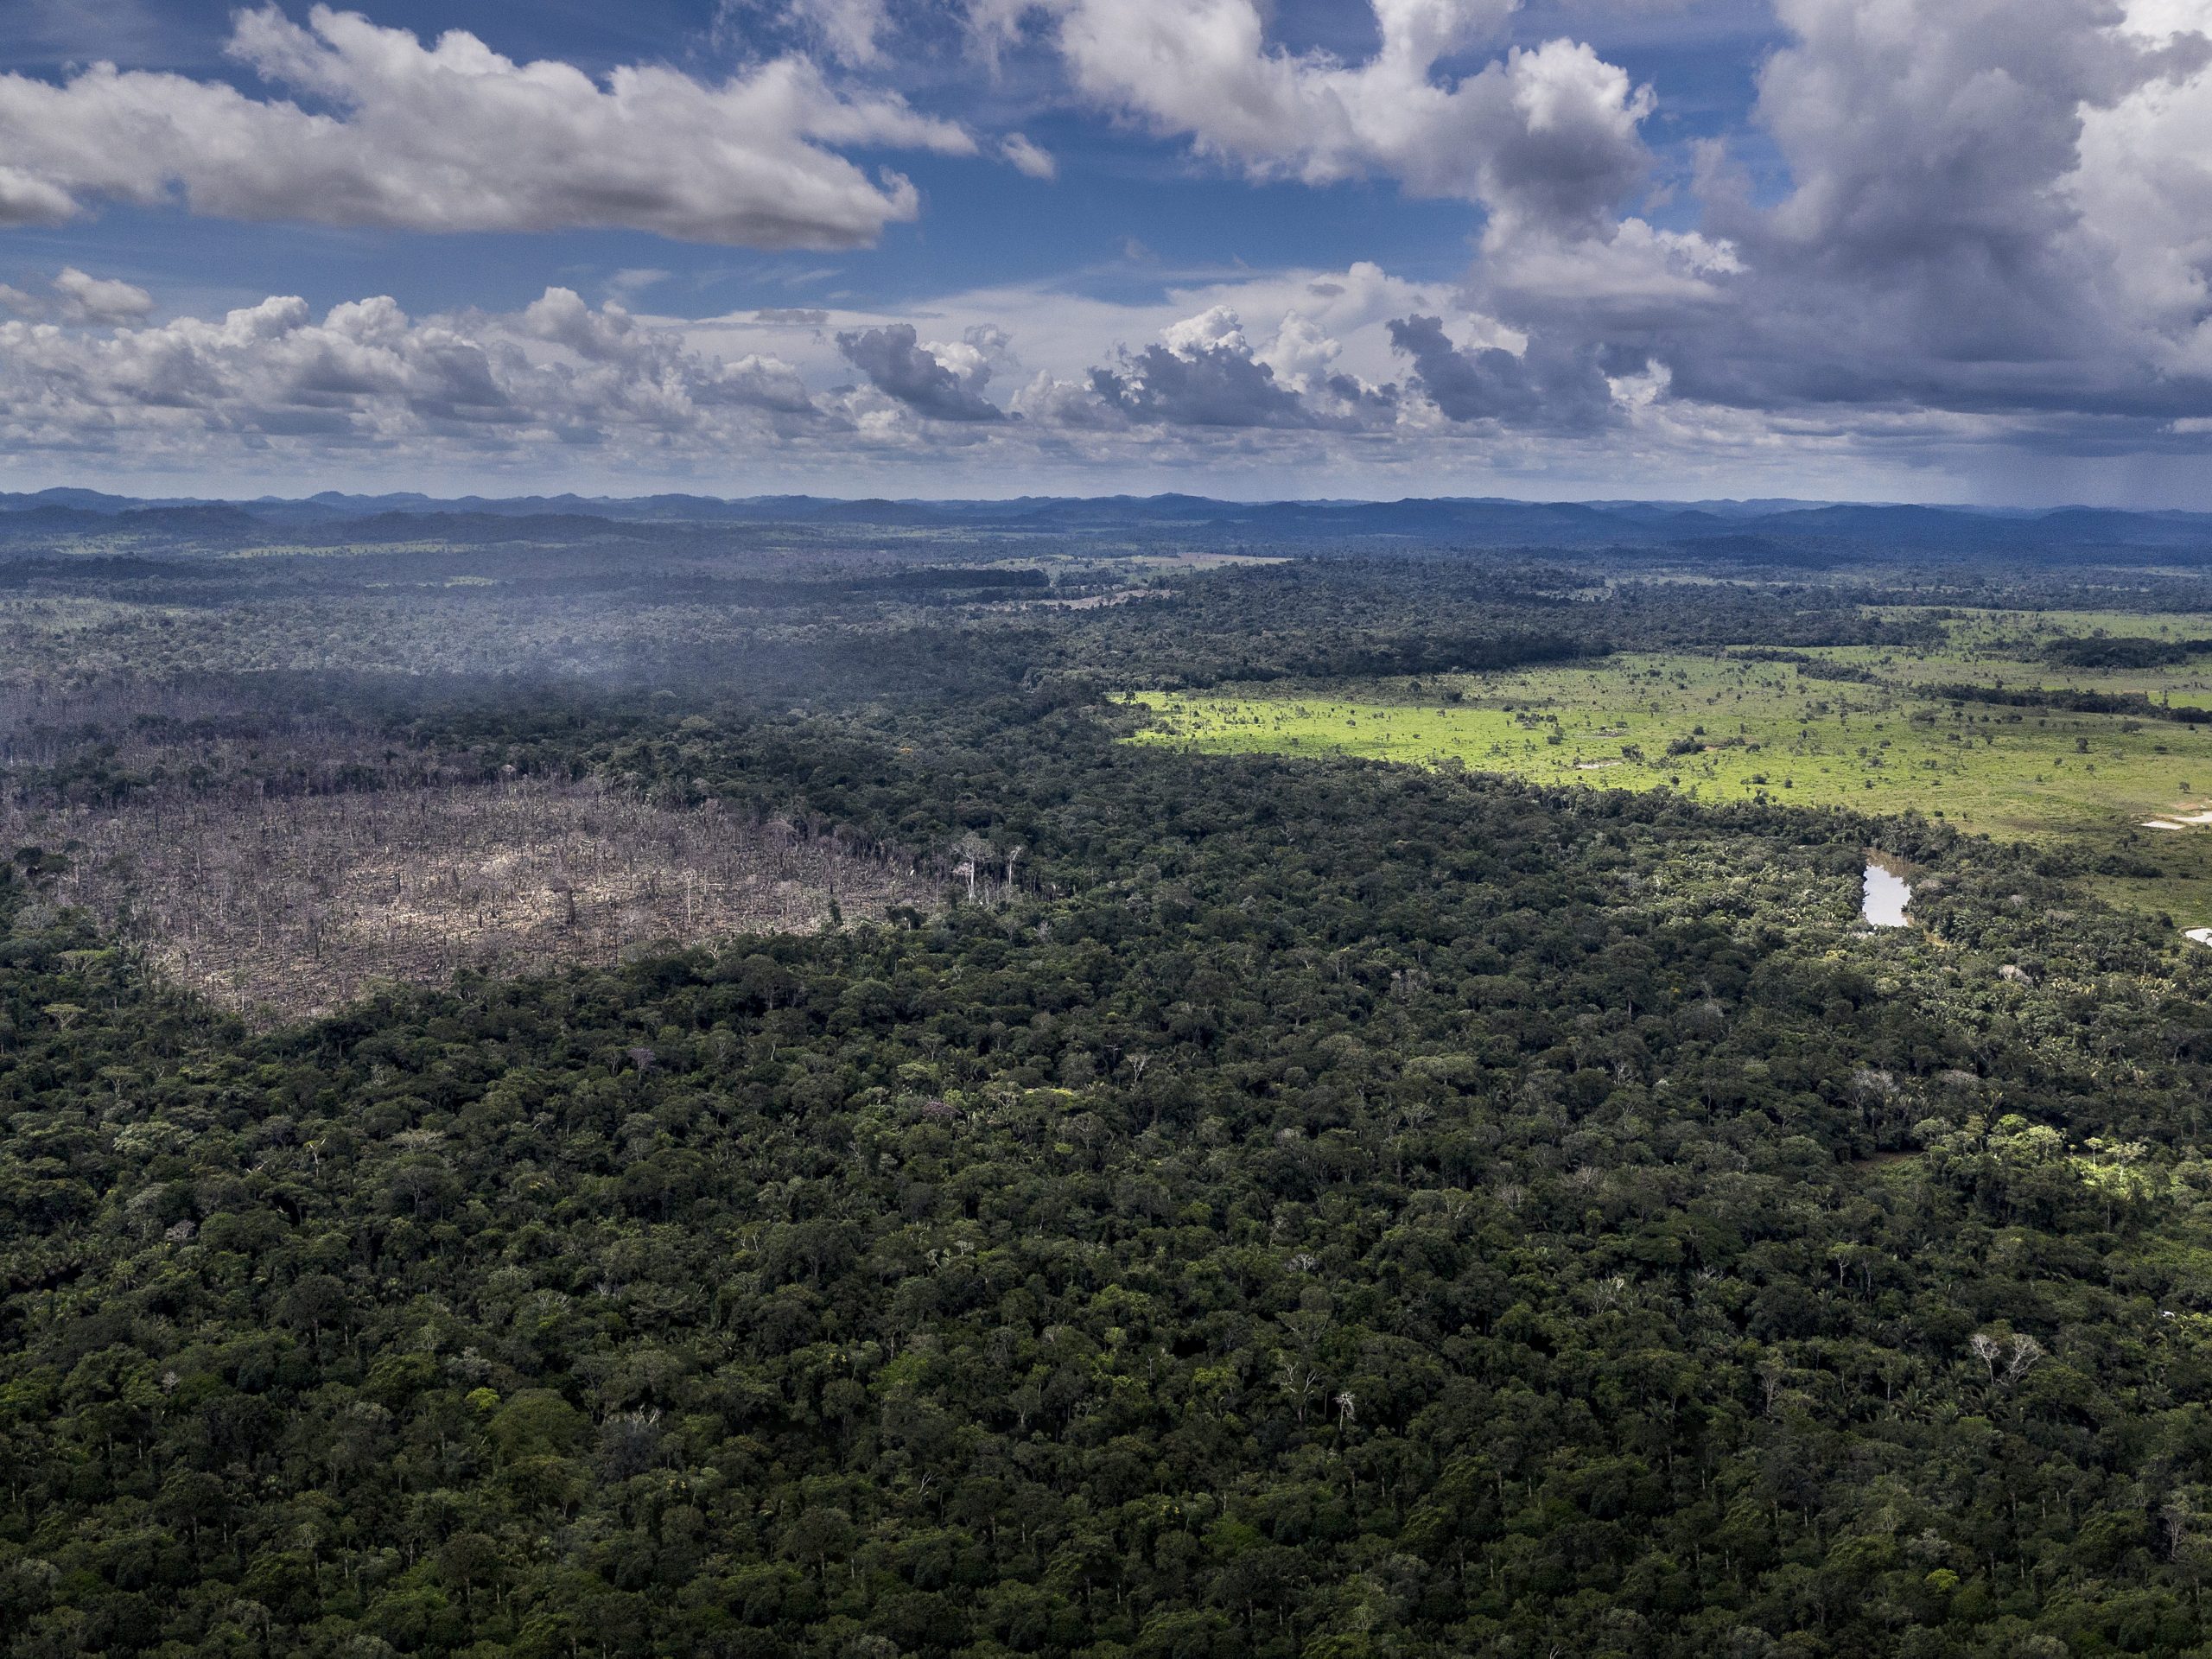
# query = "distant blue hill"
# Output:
<box><xmin>3</xmin><ymin>486</ymin><xmax>2211</xmax><ymax>555</ymax></box>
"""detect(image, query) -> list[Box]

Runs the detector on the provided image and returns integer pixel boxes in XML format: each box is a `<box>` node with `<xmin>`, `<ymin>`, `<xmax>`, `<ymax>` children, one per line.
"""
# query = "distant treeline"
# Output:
<box><xmin>0</xmin><ymin>555</ymin><xmax>179</xmax><ymax>588</ymax></box>
<box><xmin>1723</xmin><ymin>646</ymin><xmax>1880</xmax><ymax>683</ymax></box>
<box><xmin>2041</xmin><ymin>634</ymin><xmax>2212</xmax><ymax>669</ymax></box>
<box><xmin>849</xmin><ymin>566</ymin><xmax>1050</xmax><ymax>592</ymax></box>
<box><xmin>1211</xmin><ymin>630</ymin><xmax>1605</xmax><ymax>684</ymax></box>
<box><xmin>1928</xmin><ymin>681</ymin><xmax>2212</xmax><ymax>723</ymax></box>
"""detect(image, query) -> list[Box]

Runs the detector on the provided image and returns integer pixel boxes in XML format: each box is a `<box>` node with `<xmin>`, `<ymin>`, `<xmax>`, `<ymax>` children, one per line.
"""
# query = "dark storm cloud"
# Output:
<box><xmin>836</xmin><ymin>323</ymin><xmax>1006</xmax><ymax>421</ymax></box>
<box><xmin>1470</xmin><ymin>0</ymin><xmax>2212</xmax><ymax>438</ymax></box>
<box><xmin>1387</xmin><ymin>315</ymin><xmax>1618</xmax><ymax>432</ymax></box>
<box><xmin>1089</xmin><ymin>341</ymin><xmax>1325</xmax><ymax>429</ymax></box>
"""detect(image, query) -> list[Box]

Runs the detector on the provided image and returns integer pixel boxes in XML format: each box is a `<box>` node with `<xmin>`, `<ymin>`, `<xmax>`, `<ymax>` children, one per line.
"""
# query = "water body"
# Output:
<box><xmin>1863</xmin><ymin>856</ymin><xmax>1911</xmax><ymax>927</ymax></box>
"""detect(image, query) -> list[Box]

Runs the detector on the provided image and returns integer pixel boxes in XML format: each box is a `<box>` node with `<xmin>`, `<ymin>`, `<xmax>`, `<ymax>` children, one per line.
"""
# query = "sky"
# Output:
<box><xmin>0</xmin><ymin>0</ymin><xmax>2209</xmax><ymax>505</ymax></box>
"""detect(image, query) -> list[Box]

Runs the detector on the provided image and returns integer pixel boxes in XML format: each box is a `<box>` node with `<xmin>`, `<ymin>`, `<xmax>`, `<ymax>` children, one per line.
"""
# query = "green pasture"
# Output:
<box><xmin>1125</xmin><ymin>611</ymin><xmax>2212</xmax><ymax>925</ymax></box>
<box><xmin>1854</xmin><ymin>607</ymin><xmax>2212</xmax><ymax>709</ymax></box>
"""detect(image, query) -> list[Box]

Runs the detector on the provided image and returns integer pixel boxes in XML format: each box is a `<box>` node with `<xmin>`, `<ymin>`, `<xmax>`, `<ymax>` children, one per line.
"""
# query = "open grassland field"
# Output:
<box><xmin>1128</xmin><ymin>607</ymin><xmax>2212</xmax><ymax>925</ymax></box>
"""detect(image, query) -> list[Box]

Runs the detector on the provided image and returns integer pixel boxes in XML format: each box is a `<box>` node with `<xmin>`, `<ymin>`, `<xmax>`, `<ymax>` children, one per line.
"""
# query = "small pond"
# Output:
<box><xmin>1863</xmin><ymin>855</ymin><xmax>1911</xmax><ymax>927</ymax></box>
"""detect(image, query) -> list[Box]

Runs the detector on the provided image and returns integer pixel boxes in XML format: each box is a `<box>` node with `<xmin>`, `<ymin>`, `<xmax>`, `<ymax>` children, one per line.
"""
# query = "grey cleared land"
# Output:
<box><xmin>8</xmin><ymin>777</ymin><xmax>932</xmax><ymax>1018</ymax></box>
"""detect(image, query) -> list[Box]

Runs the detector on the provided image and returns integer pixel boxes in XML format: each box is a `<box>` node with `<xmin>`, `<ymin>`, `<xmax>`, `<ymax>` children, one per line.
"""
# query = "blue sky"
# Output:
<box><xmin>2</xmin><ymin>1</ymin><xmax>1782</xmax><ymax>315</ymax></box>
<box><xmin>0</xmin><ymin>0</ymin><xmax>2208</xmax><ymax>504</ymax></box>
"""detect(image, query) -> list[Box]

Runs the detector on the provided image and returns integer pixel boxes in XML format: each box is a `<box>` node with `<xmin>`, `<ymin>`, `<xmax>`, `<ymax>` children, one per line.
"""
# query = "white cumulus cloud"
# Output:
<box><xmin>0</xmin><ymin>3</ymin><xmax>975</xmax><ymax>248</ymax></box>
<box><xmin>972</xmin><ymin>0</ymin><xmax>1652</xmax><ymax>238</ymax></box>
<box><xmin>0</xmin><ymin>266</ymin><xmax>156</xmax><ymax>324</ymax></box>
<box><xmin>1001</xmin><ymin>132</ymin><xmax>1058</xmax><ymax>179</ymax></box>
<box><xmin>0</xmin><ymin>280</ymin><xmax>830</xmax><ymax>475</ymax></box>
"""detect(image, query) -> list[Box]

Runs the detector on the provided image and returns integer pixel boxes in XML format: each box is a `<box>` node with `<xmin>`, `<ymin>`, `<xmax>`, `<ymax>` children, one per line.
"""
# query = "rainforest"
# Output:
<box><xmin>6</xmin><ymin>501</ymin><xmax>2212</xmax><ymax>1659</ymax></box>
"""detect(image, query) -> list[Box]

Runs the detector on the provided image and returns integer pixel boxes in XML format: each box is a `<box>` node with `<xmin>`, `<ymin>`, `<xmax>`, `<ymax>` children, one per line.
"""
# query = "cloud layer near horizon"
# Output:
<box><xmin>4</xmin><ymin>269</ymin><xmax>2164</xmax><ymax>505</ymax></box>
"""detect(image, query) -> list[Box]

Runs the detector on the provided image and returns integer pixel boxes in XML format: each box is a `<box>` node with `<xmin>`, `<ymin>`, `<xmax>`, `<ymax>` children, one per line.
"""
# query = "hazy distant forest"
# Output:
<box><xmin>9</xmin><ymin>499</ymin><xmax>2212</xmax><ymax>1659</ymax></box>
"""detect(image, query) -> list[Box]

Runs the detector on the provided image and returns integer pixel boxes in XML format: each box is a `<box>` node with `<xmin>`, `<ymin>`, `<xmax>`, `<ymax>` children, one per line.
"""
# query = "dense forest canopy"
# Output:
<box><xmin>6</xmin><ymin>519</ymin><xmax>2212</xmax><ymax>1658</ymax></box>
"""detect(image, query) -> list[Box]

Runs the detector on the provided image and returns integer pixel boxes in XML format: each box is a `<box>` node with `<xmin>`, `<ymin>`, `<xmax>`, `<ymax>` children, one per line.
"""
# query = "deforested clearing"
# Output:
<box><xmin>11</xmin><ymin>778</ymin><xmax>931</xmax><ymax>1016</ymax></box>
